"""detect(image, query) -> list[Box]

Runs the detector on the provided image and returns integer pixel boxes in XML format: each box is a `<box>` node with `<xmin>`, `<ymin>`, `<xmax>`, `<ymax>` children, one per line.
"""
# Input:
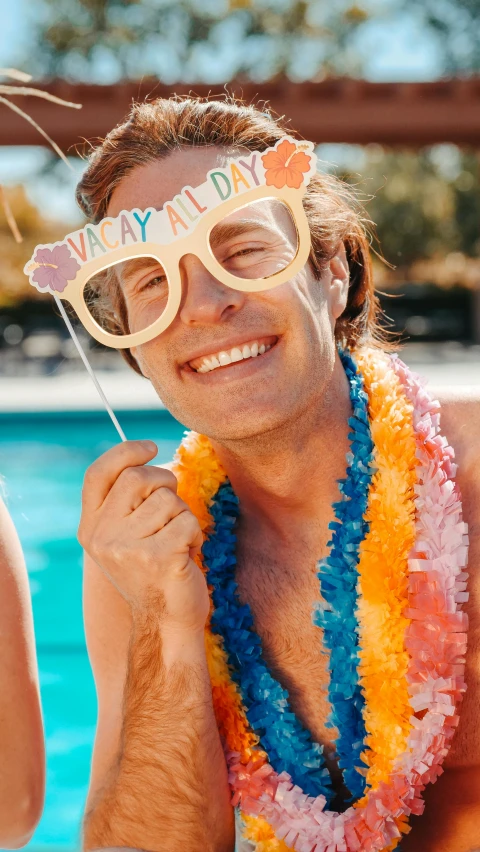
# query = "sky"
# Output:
<box><xmin>0</xmin><ymin>0</ymin><xmax>445</xmax><ymax>223</ymax></box>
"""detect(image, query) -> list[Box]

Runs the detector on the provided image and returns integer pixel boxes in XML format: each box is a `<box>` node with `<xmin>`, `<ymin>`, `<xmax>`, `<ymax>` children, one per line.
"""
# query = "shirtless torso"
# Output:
<box><xmin>241</xmin><ymin>391</ymin><xmax>480</xmax><ymax>851</ymax></box>
<box><xmin>84</xmin><ymin>389</ymin><xmax>480</xmax><ymax>852</ymax></box>
<box><xmin>235</xmin><ymin>507</ymin><xmax>342</xmax><ymax>780</ymax></box>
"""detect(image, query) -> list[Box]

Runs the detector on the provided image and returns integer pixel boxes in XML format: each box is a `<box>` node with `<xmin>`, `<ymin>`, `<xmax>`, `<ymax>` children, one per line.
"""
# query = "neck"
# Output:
<box><xmin>210</xmin><ymin>353</ymin><xmax>352</xmax><ymax>545</ymax></box>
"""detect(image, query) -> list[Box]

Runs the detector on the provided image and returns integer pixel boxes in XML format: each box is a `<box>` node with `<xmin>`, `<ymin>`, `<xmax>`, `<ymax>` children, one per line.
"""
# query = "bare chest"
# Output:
<box><xmin>235</xmin><ymin>537</ymin><xmax>339</xmax><ymax>760</ymax></box>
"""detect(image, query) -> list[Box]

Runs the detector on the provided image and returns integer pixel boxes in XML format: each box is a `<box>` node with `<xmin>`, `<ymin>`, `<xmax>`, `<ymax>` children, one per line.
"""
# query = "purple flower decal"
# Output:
<box><xmin>32</xmin><ymin>244</ymin><xmax>81</xmax><ymax>293</ymax></box>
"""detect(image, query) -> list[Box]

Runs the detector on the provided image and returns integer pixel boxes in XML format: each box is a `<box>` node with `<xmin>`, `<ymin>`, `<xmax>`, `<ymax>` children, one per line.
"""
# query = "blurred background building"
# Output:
<box><xmin>0</xmin><ymin>1</ymin><xmax>479</xmax><ymax>850</ymax></box>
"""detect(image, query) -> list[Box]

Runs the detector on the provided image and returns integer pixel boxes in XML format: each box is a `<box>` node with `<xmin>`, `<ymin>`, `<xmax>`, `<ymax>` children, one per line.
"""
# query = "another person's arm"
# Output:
<box><xmin>80</xmin><ymin>441</ymin><xmax>234</xmax><ymax>852</ymax></box>
<box><xmin>0</xmin><ymin>496</ymin><xmax>45</xmax><ymax>847</ymax></box>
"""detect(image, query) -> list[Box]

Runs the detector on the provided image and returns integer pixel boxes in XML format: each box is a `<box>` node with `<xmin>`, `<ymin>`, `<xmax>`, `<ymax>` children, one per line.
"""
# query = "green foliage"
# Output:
<box><xmin>400</xmin><ymin>0</ymin><xmax>480</xmax><ymax>73</ymax></box>
<box><xmin>0</xmin><ymin>187</ymin><xmax>68</xmax><ymax>305</ymax></box>
<box><xmin>29</xmin><ymin>0</ymin><xmax>372</xmax><ymax>82</ymax></box>
<box><xmin>9</xmin><ymin>0</ymin><xmax>480</xmax><ymax>294</ymax></box>
<box><xmin>333</xmin><ymin>146</ymin><xmax>480</xmax><ymax>273</ymax></box>
<box><xmin>25</xmin><ymin>0</ymin><xmax>480</xmax><ymax>82</ymax></box>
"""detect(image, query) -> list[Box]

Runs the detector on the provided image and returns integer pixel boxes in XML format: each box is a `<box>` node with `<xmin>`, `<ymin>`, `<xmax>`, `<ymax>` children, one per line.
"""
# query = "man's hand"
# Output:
<box><xmin>78</xmin><ymin>440</ymin><xmax>209</xmax><ymax>631</ymax></box>
<box><xmin>81</xmin><ymin>442</ymin><xmax>234</xmax><ymax>852</ymax></box>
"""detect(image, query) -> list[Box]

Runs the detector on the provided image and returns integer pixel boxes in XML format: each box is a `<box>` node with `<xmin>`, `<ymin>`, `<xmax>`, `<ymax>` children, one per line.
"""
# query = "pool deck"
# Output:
<box><xmin>0</xmin><ymin>367</ymin><xmax>165</xmax><ymax>412</ymax></box>
<box><xmin>0</xmin><ymin>343</ymin><xmax>479</xmax><ymax>413</ymax></box>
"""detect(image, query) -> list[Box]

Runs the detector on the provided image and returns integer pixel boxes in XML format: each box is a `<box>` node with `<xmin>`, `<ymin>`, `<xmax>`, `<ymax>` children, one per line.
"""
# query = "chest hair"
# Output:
<box><xmin>235</xmin><ymin>534</ymin><xmax>340</xmax><ymax>766</ymax></box>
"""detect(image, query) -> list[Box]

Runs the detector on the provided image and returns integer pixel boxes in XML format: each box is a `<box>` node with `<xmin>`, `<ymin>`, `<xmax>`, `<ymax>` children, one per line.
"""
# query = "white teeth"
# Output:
<box><xmin>193</xmin><ymin>339</ymin><xmax>275</xmax><ymax>373</ymax></box>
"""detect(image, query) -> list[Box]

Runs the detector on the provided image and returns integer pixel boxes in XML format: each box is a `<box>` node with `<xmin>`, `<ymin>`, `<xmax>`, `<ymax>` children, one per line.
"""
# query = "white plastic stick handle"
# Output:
<box><xmin>54</xmin><ymin>295</ymin><xmax>128</xmax><ymax>442</ymax></box>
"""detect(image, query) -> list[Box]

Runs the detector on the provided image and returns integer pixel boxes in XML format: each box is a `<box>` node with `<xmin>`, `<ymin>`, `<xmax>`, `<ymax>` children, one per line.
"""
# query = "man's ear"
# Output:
<box><xmin>328</xmin><ymin>244</ymin><xmax>350</xmax><ymax>320</ymax></box>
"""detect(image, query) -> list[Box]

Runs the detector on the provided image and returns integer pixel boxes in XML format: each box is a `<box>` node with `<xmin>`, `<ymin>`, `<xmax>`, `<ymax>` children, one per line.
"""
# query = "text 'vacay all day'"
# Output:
<box><xmin>64</xmin><ymin>154</ymin><xmax>262</xmax><ymax>266</ymax></box>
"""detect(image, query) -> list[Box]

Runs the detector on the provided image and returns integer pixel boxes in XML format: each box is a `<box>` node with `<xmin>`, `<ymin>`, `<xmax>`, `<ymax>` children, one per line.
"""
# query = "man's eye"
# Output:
<box><xmin>226</xmin><ymin>245</ymin><xmax>266</xmax><ymax>261</ymax></box>
<box><xmin>140</xmin><ymin>274</ymin><xmax>167</xmax><ymax>291</ymax></box>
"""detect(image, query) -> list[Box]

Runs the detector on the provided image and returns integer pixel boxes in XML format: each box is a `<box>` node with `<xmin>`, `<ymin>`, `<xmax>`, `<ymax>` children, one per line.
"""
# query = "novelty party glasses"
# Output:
<box><xmin>24</xmin><ymin>138</ymin><xmax>317</xmax><ymax>349</ymax></box>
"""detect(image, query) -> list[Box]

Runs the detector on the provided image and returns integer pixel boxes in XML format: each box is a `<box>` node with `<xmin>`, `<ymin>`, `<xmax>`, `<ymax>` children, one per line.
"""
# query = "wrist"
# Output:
<box><xmin>160</xmin><ymin>623</ymin><xmax>208</xmax><ymax>673</ymax></box>
<box><xmin>129</xmin><ymin>595</ymin><xmax>208</xmax><ymax>672</ymax></box>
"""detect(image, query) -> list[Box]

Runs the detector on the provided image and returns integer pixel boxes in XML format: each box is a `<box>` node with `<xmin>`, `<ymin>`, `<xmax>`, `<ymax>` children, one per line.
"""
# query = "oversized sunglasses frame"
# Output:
<box><xmin>25</xmin><ymin>139</ymin><xmax>316</xmax><ymax>350</ymax></box>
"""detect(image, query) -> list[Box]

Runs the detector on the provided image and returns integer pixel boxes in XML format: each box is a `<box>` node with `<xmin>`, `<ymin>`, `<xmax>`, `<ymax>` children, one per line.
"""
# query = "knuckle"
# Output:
<box><xmin>89</xmin><ymin>526</ymin><xmax>108</xmax><ymax>555</ymax></box>
<box><xmin>121</xmin><ymin>440</ymin><xmax>143</xmax><ymax>456</ymax></box>
<box><xmin>91</xmin><ymin>533</ymin><xmax>128</xmax><ymax>567</ymax></box>
<box><xmin>119</xmin><ymin>465</ymin><xmax>148</xmax><ymax>488</ymax></box>
<box><xmin>77</xmin><ymin>519</ymin><xmax>88</xmax><ymax>548</ymax></box>
<box><xmin>160</xmin><ymin>468</ymin><xmax>178</xmax><ymax>492</ymax></box>
<box><xmin>82</xmin><ymin>464</ymin><xmax>97</xmax><ymax>492</ymax></box>
<box><xmin>152</xmin><ymin>486</ymin><xmax>176</xmax><ymax>510</ymax></box>
<box><xmin>177</xmin><ymin>510</ymin><xmax>201</xmax><ymax>536</ymax></box>
<box><xmin>107</xmin><ymin>540</ymin><xmax>130</xmax><ymax>565</ymax></box>
<box><xmin>86</xmin><ymin>531</ymin><xmax>102</xmax><ymax>560</ymax></box>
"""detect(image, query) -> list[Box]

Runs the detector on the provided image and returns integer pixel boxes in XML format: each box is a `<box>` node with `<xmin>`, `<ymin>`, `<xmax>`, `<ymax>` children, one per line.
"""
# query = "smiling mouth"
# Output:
<box><xmin>188</xmin><ymin>336</ymin><xmax>279</xmax><ymax>374</ymax></box>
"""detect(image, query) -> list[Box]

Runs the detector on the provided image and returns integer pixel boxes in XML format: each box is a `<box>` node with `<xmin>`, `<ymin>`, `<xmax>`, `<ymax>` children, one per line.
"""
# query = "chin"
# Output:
<box><xmin>203</xmin><ymin>417</ymin><xmax>284</xmax><ymax>443</ymax></box>
<box><xmin>169</xmin><ymin>398</ymin><xmax>292</xmax><ymax>442</ymax></box>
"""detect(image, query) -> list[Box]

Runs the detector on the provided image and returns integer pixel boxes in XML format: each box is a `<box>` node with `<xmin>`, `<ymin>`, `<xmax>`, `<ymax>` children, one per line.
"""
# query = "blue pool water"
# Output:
<box><xmin>0</xmin><ymin>409</ymin><xmax>185</xmax><ymax>851</ymax></box>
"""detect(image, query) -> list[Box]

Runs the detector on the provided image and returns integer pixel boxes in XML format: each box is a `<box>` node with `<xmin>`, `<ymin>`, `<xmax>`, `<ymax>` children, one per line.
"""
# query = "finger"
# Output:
<box><xmin>82</xmin><ymin>441</ymin><xmax>177</xmax><ymax>514</ymax></box>
<box><xmin>81</xmin><ymin>440</ymin><xmax>159</xmax><ymax>514</ymax></box>
<box><xmin>154</xmin><ymin>510</ymin><xmax>204</xmax><ymax>555</ymax></box>
<box><xmin>189</xmin><ymin>541</ymin><xmax>203</xmax><ymax>562</ymax></box>
<box><xmin>128</xmin><ymin>487</ymin><xmax>190</xmax><ymax>539</ymax></box>
<box><xmin>102</xmin><ymin>464</ymin><xmax>179</xmax><ymax>519</ymax></box>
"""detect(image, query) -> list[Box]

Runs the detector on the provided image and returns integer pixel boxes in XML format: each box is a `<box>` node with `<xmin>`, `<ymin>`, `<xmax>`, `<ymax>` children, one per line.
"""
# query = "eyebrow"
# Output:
<box><xmin>209</xmin><ymin>218</ymin><xmax>280</xmax><ymax>249</ymax></box>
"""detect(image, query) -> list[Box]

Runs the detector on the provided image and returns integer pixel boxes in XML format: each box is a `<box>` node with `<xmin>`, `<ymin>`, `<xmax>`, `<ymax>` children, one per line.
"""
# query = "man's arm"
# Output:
<box><xmin>0</xmin><ymin>497</ymin><xmax>45</xmax><ymax>847</ymax></box>
<box><xmin>85</xmin><ymin>604</ymin><xmax>231</xmax><ymax>851</ymax></box>
<box><xmin>80</xmin><ymin>443</ymin><xmax>234</xmax><ymax>852</ymax></box>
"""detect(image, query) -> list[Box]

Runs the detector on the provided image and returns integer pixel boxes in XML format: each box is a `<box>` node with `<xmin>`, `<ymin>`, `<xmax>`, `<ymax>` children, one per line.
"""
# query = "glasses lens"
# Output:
<box><xmin>83</xmin><ymin>255</ymin><xmax>170</xmax><ymax>336</ymax></box>
<box><xmin>208</xmin><ymin>198</ymin><xmax>299</xmax><ymax>281</ymax></box>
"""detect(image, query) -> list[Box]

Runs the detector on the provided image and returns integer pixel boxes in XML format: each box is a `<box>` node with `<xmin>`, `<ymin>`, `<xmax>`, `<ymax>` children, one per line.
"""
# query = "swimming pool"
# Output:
<box><xmin>0</xmin><ymin>409</ymin><xmax>185</xmax><ymax>851</ymax></box>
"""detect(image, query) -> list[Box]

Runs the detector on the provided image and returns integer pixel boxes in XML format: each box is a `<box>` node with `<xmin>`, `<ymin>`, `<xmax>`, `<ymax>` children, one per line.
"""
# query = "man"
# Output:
<box><xmin>75</xmin><ymin>98</ymin><xmax>480</xmax><ymax>852</ymax></box>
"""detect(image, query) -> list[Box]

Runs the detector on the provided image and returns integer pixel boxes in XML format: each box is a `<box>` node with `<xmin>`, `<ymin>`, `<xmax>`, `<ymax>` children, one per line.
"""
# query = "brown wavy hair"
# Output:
<box><xmin>76</xmin><ymin>95</ymin><xmax>387</xmax><ymax>375</ymax></box>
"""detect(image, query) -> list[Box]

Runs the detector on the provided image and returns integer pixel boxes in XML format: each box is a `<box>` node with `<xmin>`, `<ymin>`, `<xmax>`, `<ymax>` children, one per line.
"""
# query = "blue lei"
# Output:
<box><xmin>313</xmin><ymin>350</ymin><xmax>375</xmax><ymax>799</ymax></box>
<box><xmin>202</xmin><ymin>350</ymin><xmax>374</xmax><ymax>803</ymax></box>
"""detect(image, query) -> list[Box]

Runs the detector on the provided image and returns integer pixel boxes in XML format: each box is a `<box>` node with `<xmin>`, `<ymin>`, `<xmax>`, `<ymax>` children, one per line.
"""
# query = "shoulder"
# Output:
<box><xmin>433</xmin><ymin>387</ymin><xmax>480</xmax><ymax>767</ymax></box>
<box><xmin>434</xmin><ymin>386</ymin><xmax>479</xmax><ymax>546</ymax></box>
<box><xmin>435</xmin><ymin>386</ymin><xmax>480</xmax><ymax>475</ymax></box>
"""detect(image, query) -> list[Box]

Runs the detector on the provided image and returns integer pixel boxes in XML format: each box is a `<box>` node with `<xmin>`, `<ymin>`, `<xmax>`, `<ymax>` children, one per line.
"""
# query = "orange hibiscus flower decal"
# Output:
<box><xmin>261</xmin><ymin>139</ymin><xmax>311</xmax><ymax>189</ymax></box>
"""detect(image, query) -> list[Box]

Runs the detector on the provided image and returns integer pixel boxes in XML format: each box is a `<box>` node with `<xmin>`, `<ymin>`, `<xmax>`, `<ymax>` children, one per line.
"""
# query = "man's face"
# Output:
<box><xmin>108</xmin><ymin>147</ymin><xmax>348</xmax><ymax>441</ymax></box>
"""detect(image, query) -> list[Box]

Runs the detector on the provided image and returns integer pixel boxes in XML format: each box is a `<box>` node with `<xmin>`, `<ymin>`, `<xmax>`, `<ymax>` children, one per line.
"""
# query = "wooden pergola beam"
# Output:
<box><xmin>1</xmin><ymin>77</ymin><xmax>480</xmax><ymax>150</ymax></box>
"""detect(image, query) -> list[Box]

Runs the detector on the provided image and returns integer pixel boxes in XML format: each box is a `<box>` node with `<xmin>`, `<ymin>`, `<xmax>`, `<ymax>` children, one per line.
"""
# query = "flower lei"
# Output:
<box><xmin>203</xmin><ymin>350</ymin><xmax>373</xmax><ymax>805</ymax></box>
<box><xmin>173</xmin><ymin>348</ymin><xmax>468</xmax><ymax>852</ymax></box>
<box><xmin>205</xmin><ymin>483</ymin><xmax>332</xmax><ymax>801</ymax></box>
<box><xmin>314</xmin><ymin>350</ymin><xmax>374</xmax><ymax>800</ymax></box>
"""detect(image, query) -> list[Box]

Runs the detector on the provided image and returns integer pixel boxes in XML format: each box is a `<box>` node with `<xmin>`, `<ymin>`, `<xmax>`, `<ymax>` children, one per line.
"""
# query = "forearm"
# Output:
<box><xmin>83</xmin><ymin>603</ymin><xmax>234</xmax><ymax>852</ymax></box>
<box><xmin>0</xmin><ymin>683</ymin><xmax>45</xmax><ymax>847</ymax></box>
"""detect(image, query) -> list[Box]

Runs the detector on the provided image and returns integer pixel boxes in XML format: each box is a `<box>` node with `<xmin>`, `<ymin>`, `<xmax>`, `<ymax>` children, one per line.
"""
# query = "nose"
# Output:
<box><xmin>178</xmin><ymin>253</ymin><xmax>245</xmax><ymax>327</ymax></box>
